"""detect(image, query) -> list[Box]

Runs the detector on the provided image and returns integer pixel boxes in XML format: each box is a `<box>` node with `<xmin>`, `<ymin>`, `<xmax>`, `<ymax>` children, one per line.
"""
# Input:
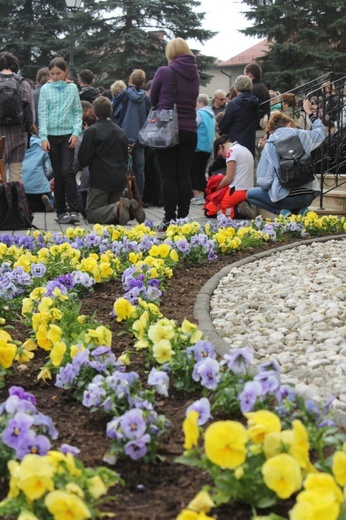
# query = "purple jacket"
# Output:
<box><xmin>150</xmin><ymin>54</ymin><xmax>199</xmax><ymax>133</ymax></box>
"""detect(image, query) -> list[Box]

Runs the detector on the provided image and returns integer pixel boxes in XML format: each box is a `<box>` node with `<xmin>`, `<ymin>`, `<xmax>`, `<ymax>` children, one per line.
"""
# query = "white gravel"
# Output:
<box><xmin>210</xmin><ymin>239</ymin><xmax>346</xmax><ymax>410</ymax></box>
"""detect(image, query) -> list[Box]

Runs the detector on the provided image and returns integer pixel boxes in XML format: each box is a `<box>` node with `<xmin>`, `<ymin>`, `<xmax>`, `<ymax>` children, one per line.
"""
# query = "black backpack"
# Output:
<box><xmin>273</xmin><ymin>135</ymin><xmax>315</xmax><ymax>189</ymax></box>
<box><xmin>0</xmin><ymin>75</ymin><xmax>24</xmax><ymax>127</ymax></box>
<box><xmin>0</xmin><ymin>182</ymin><xmax>34</xmax><ymax>230</ymax></box>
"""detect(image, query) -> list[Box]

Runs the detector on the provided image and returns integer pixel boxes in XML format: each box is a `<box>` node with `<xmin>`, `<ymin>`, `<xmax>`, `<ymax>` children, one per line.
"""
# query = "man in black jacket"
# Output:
<box><xmin>244</xmin><ymin>62</ymin><xmax>271</xmax><ymax>173</ymax></box>
<box><xmin>78</xmin><ymin>96</ymin><xmax>145</xmax><ymax>225</ymax></box>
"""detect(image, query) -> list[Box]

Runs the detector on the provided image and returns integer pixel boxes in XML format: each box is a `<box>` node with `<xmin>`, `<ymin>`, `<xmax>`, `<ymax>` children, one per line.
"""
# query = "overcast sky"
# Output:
<box><xmin>189</xmin><ymin>0</ymin><xmax>263</xmax><ymax>61</ymax></box>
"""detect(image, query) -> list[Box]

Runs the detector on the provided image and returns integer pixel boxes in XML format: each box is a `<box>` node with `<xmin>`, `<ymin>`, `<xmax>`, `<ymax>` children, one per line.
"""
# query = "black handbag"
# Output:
<box><xmin>138</xmin><ymin>69</ymin><xmax>179</xmax><ymax>149</ymax></box>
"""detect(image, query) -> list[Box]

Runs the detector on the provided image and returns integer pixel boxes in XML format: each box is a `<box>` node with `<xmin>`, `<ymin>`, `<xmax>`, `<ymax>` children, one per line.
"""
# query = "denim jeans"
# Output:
<box><xmin>154</xmin><ymin>130</ymin><xmax>197</xmax><ymax>221</ymax></box>
<box><xmin>131</xmin><ymin>145</ymin><xmax>145</xmax><ymax>199</ymax></box>
<box><xmin>247</xmin><ymin>187</ymin><xmax>319</xmax><ymax>215</ymax></box>
<box><xmin>48</xmin><ymin>135</ymin><xmax>79</xmax><ymax>215</ymax></box>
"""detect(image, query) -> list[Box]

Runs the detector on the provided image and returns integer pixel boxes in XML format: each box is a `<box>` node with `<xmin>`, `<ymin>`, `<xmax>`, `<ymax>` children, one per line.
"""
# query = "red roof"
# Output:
<box><xmin>218</xmin><ymin>39</ymin><xmax>269</xmax><ymax>67</ymax></box>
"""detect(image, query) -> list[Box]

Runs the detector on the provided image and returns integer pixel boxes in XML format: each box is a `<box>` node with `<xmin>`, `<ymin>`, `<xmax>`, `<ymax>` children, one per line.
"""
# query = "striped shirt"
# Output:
<box><xmin>38</xmin><ymin>80</ymin><xmax>82</xmax><ymax>142</ymax></box>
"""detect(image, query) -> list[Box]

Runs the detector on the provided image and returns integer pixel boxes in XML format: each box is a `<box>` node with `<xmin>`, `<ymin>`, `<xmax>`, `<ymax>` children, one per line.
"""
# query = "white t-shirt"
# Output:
<box><xmin>225</xmin><ymin>142</ymin><xmax>254</xmax><ymax>190</ymax></box>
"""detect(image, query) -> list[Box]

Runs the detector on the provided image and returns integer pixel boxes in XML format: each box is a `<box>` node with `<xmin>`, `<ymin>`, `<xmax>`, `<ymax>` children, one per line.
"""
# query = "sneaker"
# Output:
<box><xmin>299</xmin><ymin>207</ymin><xmax>309</xmax><ymax>217</ymax></box>
<box><xmin>41</xmin><ymin>194</ymin><xmax>54</xmax><ymax>212</ymax></box>
<box><xmin>55</xmin><ymin>213</ymin><xmax>71</xmax><ymax>224</ymax></box>
<box><xmin>129</xmin><ymin>199</ymin><xmax>146</xmax><ymax>224</ymax></box>
<box><xmin>69</xmin><ymin>212</ymin><xmax>80</xmax><ymax>224</ymax></box>
<box><xmin>237</xmin><ymin>201</ymin><xmax>257</xmax><ymax>220</ymax></box>
<box><xmin>190</xmin><ymin>196</ymin><xmax>204</xmax><ymax>205</ymax></box>
<box><xmin>155</xmin><ymin>220</ymin><xmax>169</xmax><ymax>232</ymax></box>
<box><xmin>117</xmin><ymin>197</ymin><xmax>130</xmax><ymax>225</ymax></box>
<box><xmin>280</xmin><ymin>209</ymin><xmax>292</xmax><ymax>218</ymax></box>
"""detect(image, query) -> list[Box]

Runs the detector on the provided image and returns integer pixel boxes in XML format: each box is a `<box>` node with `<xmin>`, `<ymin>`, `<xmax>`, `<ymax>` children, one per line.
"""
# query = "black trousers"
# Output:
<box><xmin>190</xmin><ymin>151</ymin><xmax>210</xmax><ymax>193</ymax></box>
<box><xmin>48</xmin><ymin>134</ymin><xmax>79</xmax><ymax>215</ymax></box>
<box><xmin>154</xmin><ymin>130</ymin><xmax>197</xmax><ymax>222</ymax></box>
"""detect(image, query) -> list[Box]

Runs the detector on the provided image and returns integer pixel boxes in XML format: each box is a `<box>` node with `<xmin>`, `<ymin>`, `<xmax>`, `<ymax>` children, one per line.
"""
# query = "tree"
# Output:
<box><xmin>240</xmin><ymin>0</ymin><xmax>346</xmax><ymax>91</ymax></box>
<box><xmin>0</xmin><ymin>0</ymin><xmax>216</xmax><ymax>85</ymax></box>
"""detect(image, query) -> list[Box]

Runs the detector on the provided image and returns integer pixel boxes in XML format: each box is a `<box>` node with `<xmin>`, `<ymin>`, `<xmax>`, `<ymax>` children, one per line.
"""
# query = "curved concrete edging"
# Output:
<box><xmin>194</xmin><ymin>234</ymin><xmax>346</xmax><ymax>356</ymax></box>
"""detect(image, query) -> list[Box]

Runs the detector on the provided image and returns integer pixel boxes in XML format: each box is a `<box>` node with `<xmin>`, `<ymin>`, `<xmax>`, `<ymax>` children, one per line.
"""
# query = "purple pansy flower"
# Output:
<box><xmin>221</xmin><ymin>347</ymin><xmax>253</xmax><ymax>374</ymax></box>
<box><xmin>186</xmin><ymin>397</ymin><xmax>212</xmax><ymax>425</ymax></box>
<box><xmin>120</xmin><ymin>409</ymin><xmax>147</xmax><ymax>440</ymax></box>
<box><xmin>124</xmin><ymin>434</ymin><xmax>151</xmax><ymax>460</ymax></box>
<box><xmin>147</xmin><ymin>367</ymin><xmax>170</xmax><ymax>397</ymax></box>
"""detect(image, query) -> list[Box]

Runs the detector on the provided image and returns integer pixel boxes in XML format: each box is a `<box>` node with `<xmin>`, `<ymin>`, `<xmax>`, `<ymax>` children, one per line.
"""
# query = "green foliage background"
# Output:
<box><xmin>0</xmin><ymin>0</ymin><xmax>216</xmax><ymax>86</ymax></box>
<box><xmin>241</xmin><ymin>0</ymin><xmax>346</xmax><ymax>91</ymax></box>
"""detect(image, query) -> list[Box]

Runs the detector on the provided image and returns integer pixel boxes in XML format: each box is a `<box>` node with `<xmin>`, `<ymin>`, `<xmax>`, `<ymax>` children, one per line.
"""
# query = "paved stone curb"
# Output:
<box><xmin>193</xmin><ymin>234</ymin><xmax>346</xmax><ymax>427</ymax></box>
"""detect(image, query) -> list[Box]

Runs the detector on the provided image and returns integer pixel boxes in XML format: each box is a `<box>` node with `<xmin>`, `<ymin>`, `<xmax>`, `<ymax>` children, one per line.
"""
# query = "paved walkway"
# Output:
<box><xmin>9</xmin><ymin>204</ymin><xmax>210</xmax><ymax>235</ymax></box>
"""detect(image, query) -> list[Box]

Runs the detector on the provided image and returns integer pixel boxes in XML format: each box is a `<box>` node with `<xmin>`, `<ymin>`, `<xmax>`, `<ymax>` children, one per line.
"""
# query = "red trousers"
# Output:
<box><xmin>205</xmin><ymin>189</ymin><xmax>247</xmax><ymax>218</ymax></box>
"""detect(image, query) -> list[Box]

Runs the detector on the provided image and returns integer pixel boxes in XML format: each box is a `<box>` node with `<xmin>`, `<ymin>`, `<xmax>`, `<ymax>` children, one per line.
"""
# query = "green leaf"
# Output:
<box><xmin>256</xmin><ymin>496</ymin><xmax>278</xmax><ymax>509</ymax></box>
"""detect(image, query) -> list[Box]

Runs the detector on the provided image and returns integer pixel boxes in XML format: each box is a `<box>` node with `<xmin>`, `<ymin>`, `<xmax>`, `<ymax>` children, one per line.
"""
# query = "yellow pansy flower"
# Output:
<box><xmin>262</xmin><ymin>453</ymin><xmax>302</xmax><ymax>499</ymax></box>
<box><xmin>148</xmin><ymin>322</ymin><xmax>175</xmax><ymax>343</ymax></box>
<box><xmin>187</xmin><ymin>490</ymin><xmax>215</xmax><ymax>513</ymax></box>
<box><xmin>99</xmin><ymin>262</ymin><xmax>113</xmax><ymax>278</ymax></box>
<box><xmin>152</xmin><ymin>339</ymin><xmax>174</xmax><ymax>364</ymax></box>
<box><xmin>183</xmin><ymin>410</ymin><xmax>199</xmax><ymax>450</ymax></box>
<box><xmin>50</xmin><ymin>341</ymin><xmax>67</xmax><ymax>367</ymax></box>
<box><xmin>37</xmin><ymin>297</ymin><xmax>54</xmax><ymax>313</ymax></box>
<box><xmin>134</xmin><ymin>339</ymin><xmax>150</xmax><ymax>350</ymax></box>
<box><xmin>204</xmin><ymin>421</ymin><xmax>248</xmax><ymax>469</ymax></box>
<box><xmin>36</xmin><ymin>325</ymin><xmax>52</xmax><ymax>351</ymax></box>
<box><xmin>47</xmin><ymin>324</ymin><xmax>63</xmax><ymax>343</ymax></box>
<box><xmin>118</xmin><ymin>352</ymin><xmax>130</xmax><ymax>366</ymax></box>
<box><xmin>18</xmin><ymin>512</ymin><xmax>40</xmax><ymax>520</ymax></box>
<box><xmin>290</xmin><ymin>473</ymin><xmax>343</xmax><ymax>520</ymax></box>
<box><xmin>70</xmin><ymin>344</ymin><xmax>85</xmax><ymax>358</ymax></box>
<box><xmin>177</xmin><ymin>510</ymin><xmax>215</xmax><ymax>520</ymax></box>
<box><xmin>14</xmin><ymin>454</ymin><xmax>55</xmax><ymax>500</ymax></box>
<box><xmin>22</xmin><ymin>298</ymin><xmax>34</xmax><ymax>315</ymax></box>
<box><xmin>332</xmin><ymin>450</ymin><xmax>346</xmax><ymax>486</ymax></box>
<box><xmin>37</xmin><ymin>367</ymin><xmax>52</xmax><ymax>382</ymax></box>
<box><xmin>45</xmin><ymin>490</ymin><xmax>91</xmax><ymax>520</ymax></box>
<box><xmin>15</xmin><ymin>345</ymin><xmax>35</xmax><ymax>363</ymax></box>
<box><xmin>289</xmin><ymin>420</ymin><xmax>310</xmax><ymax>469</ymax></box>
<box><xmin>49</xmin><ymin>307</ymin><xmax>63</xmax><ymax>322</ymax></box>
<box><xmin>0</xmin><ymin>343</ymin><xmax>17</xmax><ymax>369</ymax></box>
<box><xmin>113</xmin><ymin>298</ymin><xmax>136</xmax><ymax>322</ymax></box>
<box><xmin>84</xmin><ymin>326</ymin><xmax>111</xmax><ymax>346</ymax></box>
<box><xmin>65</xmin><ymin>482</ymin><xmax>85</xmax><ymax>498</ymax></box>
<box><xmin>245</xmin><ymin>410</ymin><xmax>281</xmax><ymax>444</ymax></box>
<box><xmin>170</xmin><ymin>249</ymin><xmax>179</xmax><ymax>262</ymax></box>
<box><xmin>87</xmin><ymin>475</ymin><xmax>107</xmax><ymax>499</ymax></box>
<box><xmin>30</xmin><ymin>287</ymin><xmax>47</xmax><ymax>300</ymax></box>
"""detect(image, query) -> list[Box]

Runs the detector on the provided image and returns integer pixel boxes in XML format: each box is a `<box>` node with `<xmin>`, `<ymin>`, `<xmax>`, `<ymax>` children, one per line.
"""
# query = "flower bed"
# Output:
<box><xmin>0</xmin><ymin>213</ymin><xmax>345</xmax><ymax>519</ymax></box>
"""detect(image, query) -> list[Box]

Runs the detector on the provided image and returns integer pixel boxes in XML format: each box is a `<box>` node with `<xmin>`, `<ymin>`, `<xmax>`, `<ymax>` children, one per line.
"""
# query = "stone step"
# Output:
<box><xmin>316</xmin><ymin>174</ymin><xmax>346</xmax><ymax>193</ymax></box>
<box><xmin>312</xmin><ymin>190</ymin><xmax>346</xmax><ymax>212</ymax></box>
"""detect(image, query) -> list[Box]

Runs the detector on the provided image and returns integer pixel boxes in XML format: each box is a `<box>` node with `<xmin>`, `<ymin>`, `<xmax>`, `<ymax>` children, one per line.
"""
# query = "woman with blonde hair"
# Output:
<box><xmin>150</xmin><ymin>37</ymin><xmax>199</xmax><ymax>231</ymax></box>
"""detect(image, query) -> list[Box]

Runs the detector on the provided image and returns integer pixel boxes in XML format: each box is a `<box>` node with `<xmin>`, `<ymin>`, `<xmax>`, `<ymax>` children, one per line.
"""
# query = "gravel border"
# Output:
<box><xmin>194</xmin><ymin>233</ymin><xmax>346</xmax><ymax>427</ymax></box>
<box><xmin>194</xmin><ymin>234</ymin><xmax>346</xmax><ymax>356</ymax></box>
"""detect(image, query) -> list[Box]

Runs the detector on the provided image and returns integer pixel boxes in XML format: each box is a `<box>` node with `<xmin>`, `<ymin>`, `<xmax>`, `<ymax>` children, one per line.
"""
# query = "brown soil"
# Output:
<box><xmin>0</xmin><ymin>239</ymin><xmax>330</xmax><ymax>519</ymax></box>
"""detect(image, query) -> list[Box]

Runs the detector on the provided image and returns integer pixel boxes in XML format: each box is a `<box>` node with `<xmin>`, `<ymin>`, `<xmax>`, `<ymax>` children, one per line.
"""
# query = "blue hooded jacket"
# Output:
<box><xmin>196</xmin><ymin>106</ymin><xmax>215</xmax><ymax>153</ymax></box>
<box><xmin>112</xmin><ymin>86</ymin><xmax>149</xmax><ymax>143</ymax></box>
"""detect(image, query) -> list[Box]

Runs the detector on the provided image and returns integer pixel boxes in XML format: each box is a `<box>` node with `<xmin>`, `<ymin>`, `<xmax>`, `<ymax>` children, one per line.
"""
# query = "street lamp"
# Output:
<box><xmin>65</xmin><ymin>0</ymin><xmax>83</xmax><ymax>80</ymax></box>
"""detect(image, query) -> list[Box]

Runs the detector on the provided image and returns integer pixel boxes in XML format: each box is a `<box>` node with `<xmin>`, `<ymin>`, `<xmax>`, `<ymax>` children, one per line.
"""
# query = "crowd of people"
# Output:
<box><xmin>0</xmin><ymin>44</ymin><xmax>342</xmax><ymax>228</ymax></box>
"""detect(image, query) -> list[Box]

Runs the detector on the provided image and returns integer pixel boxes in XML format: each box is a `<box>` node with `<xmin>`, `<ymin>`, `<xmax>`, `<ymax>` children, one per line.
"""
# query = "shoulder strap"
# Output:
<box><xmin>170</xmin><ymin>68</ymin><xmax>178</xmax><ymax>103</ymax></box>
